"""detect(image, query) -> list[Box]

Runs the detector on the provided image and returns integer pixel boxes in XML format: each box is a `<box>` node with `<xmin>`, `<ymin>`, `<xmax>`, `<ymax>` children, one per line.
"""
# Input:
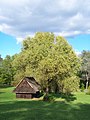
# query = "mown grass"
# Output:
<box><xmin>0</xmin><ymin>87</ymin><xmax>90</xmax><ymax>120</ymax></box>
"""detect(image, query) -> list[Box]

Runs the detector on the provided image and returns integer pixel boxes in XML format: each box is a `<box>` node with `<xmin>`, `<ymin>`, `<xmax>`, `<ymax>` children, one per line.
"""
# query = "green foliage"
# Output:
<box><xmin>79</xmin><ymin>50</ymin><xmax>90</xmax><ymax>90</ymax></box>
<box><xmin>13</xmin><ymin>32</ymin><xmax>80</xmax><ymax>93</ymax></box>
<box><xmin>80</xmin><ymin>83</ymin><xmax>85</xmax><ymax>92</ymax></box>
<box><xmin>59</xmin><ymin>76</ymin><xmax>80</xmax><ymax>94</ymax></box>
<box><xmin>0</xmin><ymin>55</ymin><xmax>15</xmax><ymax>86</ymax></box>
<box><xmin>0</xmin><ymin>55</ymin><xmax>3</xmax><ymax>66</ymax></box>
<box><xmin>80</xmin><ymin>50</ymin><xmax>90</xmax><ymax>79</ymax></box>
<box><xmin>86</xmin><ymin>86</ymin><xmax>90</xmax><ymax>95</ymax></box>
<box><xmin>12</xmin><ymin>53</ymin><xmax>26</xmax><ymax>85</ymax></box>
<box><xmin>43</xmin><ymin>93</ymin><xmax>55</xmax><ymax>102</ymax></box>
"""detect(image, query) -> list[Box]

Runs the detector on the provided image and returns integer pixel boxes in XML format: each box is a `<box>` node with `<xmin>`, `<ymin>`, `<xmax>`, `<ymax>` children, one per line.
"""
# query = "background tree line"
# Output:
<box><xmin>79</xmin><ymin>50</ymin><xmax>90</xmax><ymax>90</ymax></box>
<box><xmin>0</xmin><ymin>32</ymin><xmax>90</xmax><ymax>93</ymax></box>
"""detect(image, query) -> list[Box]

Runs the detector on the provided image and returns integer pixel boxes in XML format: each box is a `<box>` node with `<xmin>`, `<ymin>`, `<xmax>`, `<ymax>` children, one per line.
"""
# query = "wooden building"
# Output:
<box><xmin>13</xmin><ymin>77</ymin><xmax>40</xmax><ymax>99</ymax></box>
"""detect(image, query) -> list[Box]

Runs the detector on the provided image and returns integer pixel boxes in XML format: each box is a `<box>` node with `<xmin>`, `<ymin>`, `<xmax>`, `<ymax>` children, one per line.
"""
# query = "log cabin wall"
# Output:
<box><xmin>16</xmin><ymin>93</ymin><xmax>32</xmax><ymax>99</ymax></box>
<box><xmin>13</xmin><ymin>77</ymin><xmax>40</xmax><ymax>99</ymax></box>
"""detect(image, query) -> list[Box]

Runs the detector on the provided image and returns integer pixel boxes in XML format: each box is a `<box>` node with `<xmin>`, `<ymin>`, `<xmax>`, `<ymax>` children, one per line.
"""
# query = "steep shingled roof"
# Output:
<box><xmin>13</xmin><ymin>77</ymin><xmax>40</xmax><ymax>93</ymax></box>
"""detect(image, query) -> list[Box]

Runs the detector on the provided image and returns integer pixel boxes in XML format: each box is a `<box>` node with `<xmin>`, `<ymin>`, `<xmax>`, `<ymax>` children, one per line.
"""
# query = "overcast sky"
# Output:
<box><xmin>0</xmin><ymin>0</ymin><xmax>90</xmax><ymax>57</ymax></box>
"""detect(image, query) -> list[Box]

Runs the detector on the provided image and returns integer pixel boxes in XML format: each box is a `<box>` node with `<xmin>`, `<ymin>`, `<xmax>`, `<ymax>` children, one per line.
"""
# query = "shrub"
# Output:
<box><xmin>43</xmin><ymin>93</ymin><xmax>55</xmax><ymax>102</ymax></box>
<box><xmin>59</xmin><ymin>76</ymin><xmax>80</xmax><ymax>94</ymax></box>
<box><xmin>86</xmin><ymin>86</ymin><xmax>90</xmax><ymax>95</ymax></box>
<box><xmin>81</xmin><ymin>83</ymin><xmax>85</xmax><ymax>92</ymax></box>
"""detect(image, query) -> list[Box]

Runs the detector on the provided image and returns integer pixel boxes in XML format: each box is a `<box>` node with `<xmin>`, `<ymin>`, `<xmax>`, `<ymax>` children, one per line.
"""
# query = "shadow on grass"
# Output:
<box><xmin>0</xmin><ymin>92</ymin><xmax>5</xmax><ymax>94</ymax></box>
<box><xmin>51</xmin><ymin>93</ymin><xmax>77</xmax><ymax>102</ymax></box>
<box><xmin>60</xmin><ymin>93</ymin><xmax>77</xmax><ymax>102</ymax></box>
<box><xmin>0</xmin><ymin>100</ymin><xmax>90</xmax><ymax>120</ymax></box>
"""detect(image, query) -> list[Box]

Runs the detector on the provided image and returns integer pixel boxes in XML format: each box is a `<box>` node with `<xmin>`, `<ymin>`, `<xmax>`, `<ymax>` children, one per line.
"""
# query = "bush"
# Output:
<box><xmin>58</xmin><ymin>76</ymin><xmax>80</xmax><ymax>94</ymax></box>
<box><xmin>43</xmin><ymin>93</ymin><xmax>55</xmax><ymax>102</ymax></box>
<box><xmin>81</xmin><ymin>83</ymin><xmax>85</xmax><ymax>92</ymax></box>
<box><xmin>86</xmin><ymin>86</ymin><xmax>90</xmax><ymax>95</ymax></box>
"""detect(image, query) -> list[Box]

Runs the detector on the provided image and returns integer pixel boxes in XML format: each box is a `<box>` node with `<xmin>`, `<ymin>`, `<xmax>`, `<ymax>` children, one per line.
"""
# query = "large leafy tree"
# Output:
<box><xmin>0</xmin><ymin>55</ymin><xmax>3</xmax><ymax>66</ymax></box>
<box><xmin>0</xmin><ymin>55</ymin><xmax>3</xmax><ymax>84</ymax></box>
<box><xmin>13</xmin><ymin>32</ymin><xmax>80</xmax><ymax>93</ymax></box>
<box><xmin>0</xmin><ymin>55</ymin><xmax>15</xmax><ymax>85</ymax></box>
<box><xmin>80</xmin><ymin>50</ymin><xmax>90</xmax><ymax>89</ymax></box>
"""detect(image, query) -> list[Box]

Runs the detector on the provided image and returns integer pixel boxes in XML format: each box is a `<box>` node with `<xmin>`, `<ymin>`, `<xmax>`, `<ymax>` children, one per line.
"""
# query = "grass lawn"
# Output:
<box><xmin>0</xmin><ymin>87</ymin><xmax>90</xmax><ymax>120</ymax></box>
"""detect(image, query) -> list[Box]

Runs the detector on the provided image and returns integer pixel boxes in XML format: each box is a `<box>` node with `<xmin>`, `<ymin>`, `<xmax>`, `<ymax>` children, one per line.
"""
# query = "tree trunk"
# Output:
<box><xmin>46</xmin><ymin>87</ymin><xmax>49</xmax><ymax>94</ymax></box>
<box><xmin>45</xmin><ymin>79</ymin><xmax>51</xmax><ymax>94</ymax></box>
